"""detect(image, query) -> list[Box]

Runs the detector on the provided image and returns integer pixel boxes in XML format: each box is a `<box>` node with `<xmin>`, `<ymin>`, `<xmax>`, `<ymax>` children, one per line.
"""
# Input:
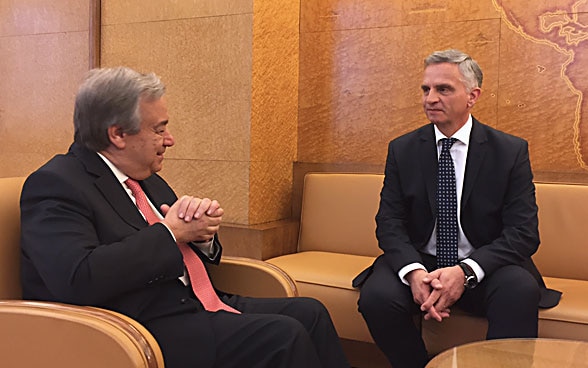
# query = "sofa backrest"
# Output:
<box><xmin>298</xmin><ymin>173</ymin><xmax>383</xmax><ymax>256</ymax></box>
<box><xmin>0</xmin><ymin>176</ymin><xmax>26</xmax><ymax>299</ymax></box>
<box><xmin>533</xmin><ymin>182</ymin><xmax>588</xmax><ymax>280</ymax></box>
<box><xmin>298</xmin><ymin>173</ymin><xmax>588</xmax><ymax>281</ymax></box>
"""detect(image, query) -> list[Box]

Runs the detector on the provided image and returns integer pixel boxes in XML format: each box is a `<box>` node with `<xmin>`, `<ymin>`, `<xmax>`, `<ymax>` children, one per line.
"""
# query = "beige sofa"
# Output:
<box><xmin>0</xmin><ymin>176</ymin><xmax>297</xmax><ymax>368</ymax></box>
<box><xmin>267</xmin><ymin>173</ymin><xmax>588</xmax><ymax>360</ymax></box>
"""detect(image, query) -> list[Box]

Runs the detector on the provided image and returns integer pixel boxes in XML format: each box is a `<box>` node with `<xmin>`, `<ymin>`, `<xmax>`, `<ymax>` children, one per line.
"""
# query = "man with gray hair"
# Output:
<box><xmin>20</xmin><ymin>67</ymin><xmax>350</xmax><ymax>368</ymax></box>
<box><xmin>353</xmin><ymin>49</ymin><xmax>561</xmax><ymax>367</ymax></box>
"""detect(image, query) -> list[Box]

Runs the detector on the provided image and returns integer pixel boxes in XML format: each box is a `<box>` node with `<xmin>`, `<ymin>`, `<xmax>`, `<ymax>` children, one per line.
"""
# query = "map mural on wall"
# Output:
<box><xmin>495</xmin><ymin>0</ymin><xmax>588</xmax><ymax>175</ymax></box>
<box><xmin>298</xmin><ymin>0</ymin><xmax>588</xmax><ymax>184</ymax></box>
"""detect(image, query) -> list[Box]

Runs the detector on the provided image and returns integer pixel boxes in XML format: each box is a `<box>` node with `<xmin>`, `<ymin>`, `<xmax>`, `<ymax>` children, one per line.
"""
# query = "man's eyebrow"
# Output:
<box><xmin>435</xmin><ymin>83</ymin><xmax>453</xmax><ymax>90</ymax></box>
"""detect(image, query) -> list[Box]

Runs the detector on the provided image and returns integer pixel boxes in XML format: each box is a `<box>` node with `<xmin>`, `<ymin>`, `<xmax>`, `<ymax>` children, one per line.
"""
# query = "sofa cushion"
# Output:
<box><xmin>268</xmin><ymin>251</ymin><xmax>376</xmax><ymax>342</ymax></box>
<box><xmin>541</xmin><ymin>277</ymin><xmax>588</xmax><ymax>325</ymax></box>
<box><xmin>267</xmin><ymin>251</ymin><xmax>375</xmax><ymax>291</ymax></box>
<box><xmin>0</xmin><ymin>177</ymin><xmax>25</xmax><ymax>299</ymax></box>
<box><xmin>539</xmin><ymin>277</ymin><xmax>588</xmax><ymax>341</ymax></box>
<box><xmin>534</xmin><ymin>183</ymin><xmax>588</xmax><ymax>280</ymax></box>
<box><xmin>298</xmin><ymin>174</ymin><xmax>382</xmax><ymax>257</ymax></box>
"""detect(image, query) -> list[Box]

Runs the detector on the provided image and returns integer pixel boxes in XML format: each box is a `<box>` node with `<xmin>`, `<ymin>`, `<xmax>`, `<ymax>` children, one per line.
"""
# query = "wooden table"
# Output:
<box><xmin>426</xmin><ymin>338</ymin><xmax>588</xmax><ymax>367</ymax></box>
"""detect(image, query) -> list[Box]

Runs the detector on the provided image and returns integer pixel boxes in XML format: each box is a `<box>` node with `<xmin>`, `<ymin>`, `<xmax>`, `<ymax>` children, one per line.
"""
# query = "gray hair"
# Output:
<box><xmin>73</xmin><ymin>66</ymin><xmax>166</xmax><ymax>151</ymax></box>
<box><xmin>424</xmin><ymin>49</ymin><xmax>483</xmax><ymax>91</ymax></box>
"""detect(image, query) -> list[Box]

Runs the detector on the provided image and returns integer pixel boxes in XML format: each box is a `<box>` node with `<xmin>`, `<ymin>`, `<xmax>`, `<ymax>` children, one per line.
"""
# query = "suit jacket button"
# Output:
<box><xmin>180</xmin><ymin>298</ymin><xmax>188</xmax><ymax>304</ymax></box>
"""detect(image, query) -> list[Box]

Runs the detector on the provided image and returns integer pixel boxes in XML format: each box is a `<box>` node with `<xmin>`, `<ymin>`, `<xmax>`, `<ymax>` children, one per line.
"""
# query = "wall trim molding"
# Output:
<box><xmin>89</xmin><ymin>0</ymin><xmax>101</xmax><ymax>68</ymax></box>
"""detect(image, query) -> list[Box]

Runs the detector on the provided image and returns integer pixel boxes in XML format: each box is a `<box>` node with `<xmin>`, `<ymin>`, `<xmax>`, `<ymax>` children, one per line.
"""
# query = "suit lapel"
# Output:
<box><xmin>71</xmin><ymin>143</ymin><xmax>148</xmax><ymax>230</ymax></box>
<box><xmin>141</xmin><ymin>176</ymin><xmax>175</xmax><ymax>216</ymax></box>
<box><xmin>462</xmin><ymin>118</ymin><xmax>488</xmax><ymax>209</ymax></box>
<box><xmin>418</xmin><ymin>125</ymin><xmax>438</xmax><ymax>215</ymax></box>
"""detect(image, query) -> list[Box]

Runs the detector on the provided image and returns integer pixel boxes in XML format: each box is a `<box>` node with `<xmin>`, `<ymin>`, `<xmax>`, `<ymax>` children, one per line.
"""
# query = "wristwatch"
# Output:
<box><xmin>458</xmin><ymin>262</ymin><xmax>478</xmax><ymax>289</ymax></box>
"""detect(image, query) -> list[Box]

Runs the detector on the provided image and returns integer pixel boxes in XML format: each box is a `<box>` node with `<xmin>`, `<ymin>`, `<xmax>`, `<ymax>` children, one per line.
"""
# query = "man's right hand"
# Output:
<box><xmin>160</xmin><ymin>196</ymin><xmax>223</xmax><ymax>243</ymax></box>
<box><xmin>406</xmin><ymin>269</ymin><xmax>449</xmax><ymax>322</ymax></box>
<box><xmin>406</xmin><ymin>269</ymin><xmax>433</xmax><ymax>305</ymax></box>
<box><xmin>420</xmin><ymin>266</ymin><xmax>464</xmax><ymax>321</ymax></box>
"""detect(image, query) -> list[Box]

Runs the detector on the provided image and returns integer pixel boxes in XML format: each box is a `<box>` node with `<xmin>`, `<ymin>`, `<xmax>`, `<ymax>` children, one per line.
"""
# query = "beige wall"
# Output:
<box><xmin>101</xmin><ymin>0</ymin><xmax>299</xmax><ymax>229</ymax></box>
<box><xmin>99</xmin><ymin>0</ymin><xmax>300</xmax><ymax>258</ymax></box>
<box><xmin>0</xmin><ymin>0</ymin><xmax>90</xmax><ymax>177</ymax></box>
<box><xmin>297</xmin><ymin>0</ymin><xmax>588</xmax><ymax>185</ymax></box>
<box><xmin>101</xmin><ymin>1</ymin><xmax>254</xmax><ymax>225</ymax></box>
<box><xmin>4</xmin><ymin>0</ymin><xmax>588</xmax><ymax>258</ymax></box>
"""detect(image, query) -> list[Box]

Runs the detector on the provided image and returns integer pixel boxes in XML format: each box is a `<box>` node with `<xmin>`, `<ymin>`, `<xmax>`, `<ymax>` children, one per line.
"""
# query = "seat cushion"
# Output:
<box><xmin>542</xmin><ymin>277</ymin><xmax>588</xmax><ymax>324</ymax></box>
<box><xmin>267</xmin><ymin>251</ymin><xmax>375</xmax><ymax>291</ymax></box>
<box><xmin>0</xmin><ymin>177</ymin><xmax>26</xmax><ymax>299</ymax></box>
<box><xmin>267</xmin><ymin>251</ymin><xmax>376</xmax><ymax>342</ymax></box>
<box><xmin>539</xmin><ymin>277</ymin><xmax>588</xmax><ymax>341</ymax></box>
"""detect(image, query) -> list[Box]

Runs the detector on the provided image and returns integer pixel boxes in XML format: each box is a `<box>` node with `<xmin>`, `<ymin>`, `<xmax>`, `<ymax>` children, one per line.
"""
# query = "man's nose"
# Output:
<box><xmin>425</xmin><ymin>90</ymin><xmax>439</xmax><ymax>103</ymax></box>
<box><xmin>163</xmin><ymin>131</ymin><xmax>175</xmax><ymax>146</ymax></box>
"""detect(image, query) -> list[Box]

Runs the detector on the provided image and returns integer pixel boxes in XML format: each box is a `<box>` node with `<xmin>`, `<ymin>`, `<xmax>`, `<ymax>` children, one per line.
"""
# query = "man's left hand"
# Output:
<box><xmin>172</xmin><ymin>196</ymin><xmax>224</xmax><ymax>222</ymax></box>
<box><xmin>420</xmin><ymin>265</ymin><xmax>465</xmax><ymax>321</ymax></box>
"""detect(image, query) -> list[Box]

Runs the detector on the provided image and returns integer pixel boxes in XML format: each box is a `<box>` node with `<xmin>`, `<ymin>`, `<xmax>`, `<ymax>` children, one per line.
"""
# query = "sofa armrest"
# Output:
<box><xmin>0</xmin><ymin>300</ymin><xmax>164</xmax><ymax>368</ymax></box>
<box><xmin>209</xmin><ymin>256</ymin><xmax>298</xmax><ymax>298</ymax></box>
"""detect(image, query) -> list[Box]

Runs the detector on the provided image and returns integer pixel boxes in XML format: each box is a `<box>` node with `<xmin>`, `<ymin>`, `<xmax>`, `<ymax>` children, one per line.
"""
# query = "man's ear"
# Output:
<box><xmin>107</xmin><ymin>125</ymin><xmax>126</xmax><ymax>149</ymax></box>
<box><xmin>467</xmin><ymin>87</ymin><xmax>481</xmax><ymax>108</ymax></box>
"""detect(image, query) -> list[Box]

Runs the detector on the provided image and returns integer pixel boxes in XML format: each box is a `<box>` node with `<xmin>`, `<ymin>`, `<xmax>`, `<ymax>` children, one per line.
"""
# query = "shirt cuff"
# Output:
<box><xmin>193</xmin><ymin>238</ymin><xmax>215</xmax><ymax>257</ymax></box>
<box><xmin>158</xmin><ymin>223</ymin><xmax>215</xmax><ymax>257</ymax></box>
<box><xmin>398</xmin><ymin>263</ymin><xmax>428</xmax><ymax>285</ymax></box>
<box><xmin>461</xmin><ymin>258</ymin><xmax>485</xmax><ymax>283</ymax></box>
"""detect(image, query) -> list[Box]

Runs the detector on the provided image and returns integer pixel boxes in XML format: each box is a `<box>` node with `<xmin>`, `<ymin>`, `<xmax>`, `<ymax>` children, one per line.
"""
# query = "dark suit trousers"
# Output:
<box><xmin>357</xmin><ymin>256</ymin><xmax>540</xmax><ymax>368</ymax></box>
<box><xmin>144</xmin><ymin>295</ymin><xmax>349</xmax><ymax>368</ymax></box>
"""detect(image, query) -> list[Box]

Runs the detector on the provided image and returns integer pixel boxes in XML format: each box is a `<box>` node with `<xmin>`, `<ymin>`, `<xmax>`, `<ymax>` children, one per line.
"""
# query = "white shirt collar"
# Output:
<box><xmin>433</xmin><ymin>115</ymin><xmax>473</xmax><ymax>146</ymax></box>
<box><xmin>96</xmin><ymin>152</ymin><xmax>129</xmax><ymax>184</ymax></box>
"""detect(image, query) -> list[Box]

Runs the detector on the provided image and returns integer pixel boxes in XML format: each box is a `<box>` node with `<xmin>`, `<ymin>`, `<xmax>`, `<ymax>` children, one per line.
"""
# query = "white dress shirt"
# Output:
<box><xmin>96</xmin><ymin>152</ymin><xmax>215</xmax><ymax>285</ymax></box>
<box><xmin>398</xmin><ymin>115</ymin><xmax>485</xmax><ymax>284</ymax></box>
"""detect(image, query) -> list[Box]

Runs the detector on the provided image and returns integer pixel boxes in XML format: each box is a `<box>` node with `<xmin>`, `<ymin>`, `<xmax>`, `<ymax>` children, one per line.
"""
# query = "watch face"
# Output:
<box><xmin>465</xmin><ymin>275</ymin><xmax>477</xmax><ymax>288</ymax></box>
<box><xmin>459</xmin><ymin>263</ymin><xmax>477</xmax><ymax>288</ymax></box>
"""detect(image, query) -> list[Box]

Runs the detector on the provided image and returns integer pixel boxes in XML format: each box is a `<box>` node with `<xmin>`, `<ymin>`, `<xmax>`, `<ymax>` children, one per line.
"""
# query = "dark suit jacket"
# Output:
<box><xmin>354</xmin><ymin>118</ymin><xmax>561</xmax><ymax>308</ymax></box>
<box><xmin>20</xmin><ymin>142</ymin><xmax>223</xmax><ymax>322</ymax></box>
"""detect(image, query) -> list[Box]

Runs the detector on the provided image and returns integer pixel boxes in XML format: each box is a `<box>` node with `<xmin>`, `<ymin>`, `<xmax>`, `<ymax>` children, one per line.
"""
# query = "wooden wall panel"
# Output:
<box><xmin>0</xmin><ymin>1</ymin><xmax>90</xmax><ymax>178</ymax></box>
<box><xmin>495</xmin><ymin>0</ymin><xmax>588</xmax><ymax>181</ymax></box>
<box><xmin>101</xmin><ymin>0</ymin><xmax>251</xmax><ymax>24</ymax></box>
<box><xmin>249</xmin><ymin>0</ymin><xmax>300</xmax><ymax>224</ymax></box>
<box><xmin>0</xmin><ymin>0</ymin><xmax>88</xmax><ymax>35</ymax></box>
<box><xmin>497</xmin><ymin>27</ymin><xmax>580</xmax><ymax>174</ymax></box>
<box><xmin>298</xmin><ymin>0</ymin><xmax>588</xmax><ymax>184</ymax></box>
<box><xmin>101</xmin><ymin>16</ymin><xmax>253</xmax><ymax>163</ymax></box>
<box><xmin>301</xmin><ymin>0</ymin><xmax>497</xmax><ymax>32</ymax></box>
<box><xmin>101</xmin><ymin>0</ymin><xmax>300</xmax><ymax>256</ymax></box>
<box><xmin>101</xmin><ymin>0</ymin><xmax>299</xmax><ymax>226</ymax></box>
<box><xmin>101</xmin><ymin>1</ymin><xmax>253</xmax><ymax>224</ymax></box>
<box><xmin>298</xmin><ymin>19</ymin><xmax>500</xmax><ymax>164</ymax></box>
<box><xmin>6</xmin><ymin>0</ymin><xmax>588</xmax><ymax>255</ymax></box>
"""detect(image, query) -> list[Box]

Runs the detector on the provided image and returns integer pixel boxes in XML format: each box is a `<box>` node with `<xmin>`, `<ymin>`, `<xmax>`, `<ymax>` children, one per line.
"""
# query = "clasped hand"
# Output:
<box><xmin>407</xmin><ymin>266</ymin><xmax>465</xmax><ymax>322</ymax></box>
<box><xmin>160</xmin><ymin>195</ymin><xmax>223</xmax><ymax>243</ymax></box>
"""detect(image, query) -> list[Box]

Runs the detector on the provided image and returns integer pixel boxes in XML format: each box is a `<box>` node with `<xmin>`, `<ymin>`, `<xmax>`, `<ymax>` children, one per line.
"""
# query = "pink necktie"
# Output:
<box><xmin>125</xmin><ymin>178</ymin><xmax>240</xmax><ymax>313</ymax></box>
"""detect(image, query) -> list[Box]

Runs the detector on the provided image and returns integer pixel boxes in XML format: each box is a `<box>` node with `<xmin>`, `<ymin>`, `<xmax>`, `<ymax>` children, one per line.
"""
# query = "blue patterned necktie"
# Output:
<box><xmin>436</xmin><ymin>138</ymin><xmax>458</xmax><ymax>268</ymax></box>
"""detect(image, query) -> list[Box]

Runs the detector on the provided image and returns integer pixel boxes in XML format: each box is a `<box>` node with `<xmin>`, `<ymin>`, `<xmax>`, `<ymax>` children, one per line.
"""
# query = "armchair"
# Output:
<box><xmin>0</xmin><ymin>176</ymin><xmax>297</xmax><ymax>367</ymax></box>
